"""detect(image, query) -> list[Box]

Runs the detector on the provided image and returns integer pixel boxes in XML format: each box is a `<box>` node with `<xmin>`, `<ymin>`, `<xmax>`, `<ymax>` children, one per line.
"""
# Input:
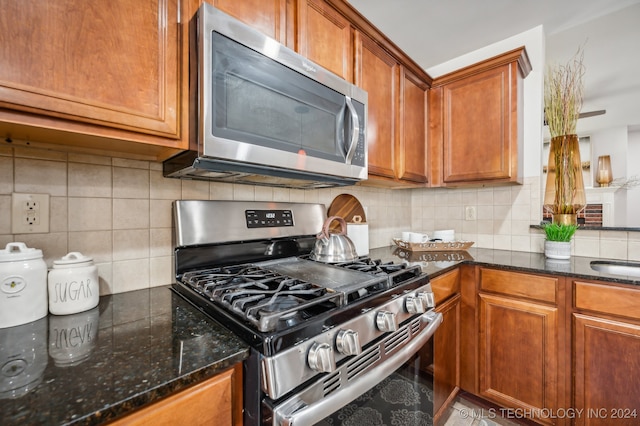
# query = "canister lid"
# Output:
<box><xmin>0</xmin><ymin>242</ymin><xmax>44</xmax><ymax>262</ymax></box>
<box><xmin>53</xmin><ymin>252</ymin><xmax>94</xmax><ymax>268</ymax></box>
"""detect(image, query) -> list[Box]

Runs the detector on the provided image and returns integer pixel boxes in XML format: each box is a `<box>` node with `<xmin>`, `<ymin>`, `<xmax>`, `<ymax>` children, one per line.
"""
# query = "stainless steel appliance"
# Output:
<box><xmin>171</xmin><ymin>200</ymin><xmax>442</xmax><ymax>425</ymax></box>
<box><xmin>164</xmin><ymin>4</ymin><xmax>368</xmax><ymax>189</ymax></box>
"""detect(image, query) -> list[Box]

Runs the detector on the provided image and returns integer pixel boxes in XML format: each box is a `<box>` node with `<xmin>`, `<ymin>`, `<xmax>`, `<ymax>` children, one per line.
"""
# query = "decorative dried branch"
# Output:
<box><xmin>611</xmin><ymin>175</ymin><xmax>640</xmax><ymax>189</ymax></box>
<box><xmin>544</xmin><ymin>47</ymin><xmax>586</xmax><ymax>138</ymax></box>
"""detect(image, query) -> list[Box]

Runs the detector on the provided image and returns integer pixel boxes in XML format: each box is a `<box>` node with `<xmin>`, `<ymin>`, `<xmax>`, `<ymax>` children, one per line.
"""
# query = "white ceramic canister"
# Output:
<box><xmin>48</xmin><ymin>252</ymin><xmax>99</xmax><ymax>315</ymax></box>
<box><xmin>0</xmin><ymin>242</ymin><xmax>48</xmax><ymax>329</ymax></box>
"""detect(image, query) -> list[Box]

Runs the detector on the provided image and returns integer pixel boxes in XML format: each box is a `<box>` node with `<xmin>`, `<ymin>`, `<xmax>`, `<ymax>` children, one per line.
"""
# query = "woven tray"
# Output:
<box><xmin>392</xmin><ymin>238</ymin><xmax>474</xmax><ymax>252</ymax></box>
<box><xmin>393</xmin><ymin>247</ymin><xmax>474</xmax><ymax>263</ymax></box>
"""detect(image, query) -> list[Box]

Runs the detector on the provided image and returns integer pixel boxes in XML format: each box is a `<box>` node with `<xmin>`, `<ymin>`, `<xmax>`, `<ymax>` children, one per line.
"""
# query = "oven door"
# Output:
<box><xmin>267</xmin><ymin>311</ymin><xmax>442</xmax><ymax>426</ymax></box>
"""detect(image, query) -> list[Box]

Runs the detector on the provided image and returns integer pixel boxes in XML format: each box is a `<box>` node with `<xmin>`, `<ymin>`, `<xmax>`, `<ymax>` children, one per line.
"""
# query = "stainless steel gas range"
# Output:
<box><xmin>171</xmin><ymin>200</ymin><xmax>442</xmax><ymax>425</ymax></box>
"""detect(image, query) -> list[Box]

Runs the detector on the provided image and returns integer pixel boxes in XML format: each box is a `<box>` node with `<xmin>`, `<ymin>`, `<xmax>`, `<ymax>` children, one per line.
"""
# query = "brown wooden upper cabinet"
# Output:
<box><xmin>428</xmin><ymin>47</ymin><xmax>531</xmax><ymax>187</ymax></box>
<box><xmin>296</xmin><ymin>0</ymin><xmax>353</xmax><ymax>82</ymax></box>
<box><xmin>0</xmin><ymin>0</ymin><xmax>526</xmax><ymax>182</ymax></box>
<box><xmin>0</xmin><ymin>0</ymin><xmax>189</xmax><ymax>160</ymax></box>
<box><xmin>211</xmin><ymin>0</ymin><xmax>288</xmax><ymax>44</ymax></box>
<box><xmin>353</xmin><ymin>31</ymin><xmax>428</xmax><ymax>186</ymax></box>
<box><xmin>355</xmin><ymin>31</ymin><xmax>399</xmax><ymax>180</ymax></box>
<box><xmin>398</xmin><ymin>67</ymin><xmax>428</xmax><ymax>183</ymax></box>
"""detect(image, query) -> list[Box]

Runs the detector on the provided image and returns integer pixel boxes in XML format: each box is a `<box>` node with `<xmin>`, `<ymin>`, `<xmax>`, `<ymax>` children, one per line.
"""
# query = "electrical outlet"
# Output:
<box><xmin>464</xmin><ymin>205</ymin><xmax>477</xmax><ymax>221</ymax></box>
<box><xmin>11</xmin><ymin>193</ymin><xmax>50</xmax><ymax>234</ymax></box>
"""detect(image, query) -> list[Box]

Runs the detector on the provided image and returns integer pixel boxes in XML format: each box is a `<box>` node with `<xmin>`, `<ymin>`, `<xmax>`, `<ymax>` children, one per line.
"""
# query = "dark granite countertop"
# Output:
<box><xmin>370</xmin><ymin>246</ymin><xmax>640</xmax><ymax>286</ymax></box>
<box><xmin>0</xmin><ymin>286</ymin><xmax>249</xmax><ymax>426</ymax></box>
<box><xmin>3</xmin><ymin>248</ymin><xmax>639</xmax><ymax>426</ymax></box>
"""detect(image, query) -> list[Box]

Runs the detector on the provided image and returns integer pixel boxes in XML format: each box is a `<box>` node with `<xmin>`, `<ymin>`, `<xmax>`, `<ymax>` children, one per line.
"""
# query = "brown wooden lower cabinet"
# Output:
<box><xmin>471</xmin><ymin>268</ymin><xmax>567</xmax><ymax>425</ymax></box>
<box><xmin>435</xmin><ymin>267</ymin><xmax>640</xmax><ymax>426</ymax></box>
<box><xmin>429</xmin><ymin>269</ymin><xmax>461</xmax><ymax>425</ymax></box>
<box><xmin>478</xmin><ymin>293</ymin><xmax>560</xmax><ymax>425</ymax></box>
<box><xmin>573</xmin><ymin>313</ymin><xmax>640</xmax><ymax>426</ymax></box>
<box><xmin>573</xmin><ymin>280</ymin><xmax>640</xmax><ymax>426</ymax></box>
<box><xmin>109</xmin><ymin>364</ymin><xmax>242</xmax><ymax>426</ymax></box>
<box><xmin>433</xmin><ymin>293</ymin><xmax>461</xmax><ymax>425</ymax></box>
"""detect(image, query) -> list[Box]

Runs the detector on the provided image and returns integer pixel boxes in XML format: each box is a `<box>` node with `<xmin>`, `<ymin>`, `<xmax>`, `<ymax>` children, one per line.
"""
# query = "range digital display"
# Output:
<box><xmin>245</xmin><ymin>210</ymin><xmax>294</xmax><ymax>228</ymax></box>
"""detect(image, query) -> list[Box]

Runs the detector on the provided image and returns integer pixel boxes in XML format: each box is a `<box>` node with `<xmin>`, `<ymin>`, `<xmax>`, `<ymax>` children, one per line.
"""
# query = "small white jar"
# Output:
<box><xmin>48</xmin><ymin>252</ymin><xmax>99</xmax><ymax>315</ymax></box>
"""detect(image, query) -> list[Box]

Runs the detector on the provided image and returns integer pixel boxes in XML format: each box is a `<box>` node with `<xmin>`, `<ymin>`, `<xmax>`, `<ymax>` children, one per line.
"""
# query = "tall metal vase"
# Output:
<box><xmin>543</xmin><ymin>134</ymin><xmax>586</xmax><ymax>225</ymax></box>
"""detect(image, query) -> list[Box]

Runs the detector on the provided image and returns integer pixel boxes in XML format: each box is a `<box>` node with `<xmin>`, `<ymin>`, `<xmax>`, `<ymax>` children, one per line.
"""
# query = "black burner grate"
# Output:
<box><xmin>181</xmin><ymin>265</ymin><xmax>341</xmax><ymax>332</ymax></box>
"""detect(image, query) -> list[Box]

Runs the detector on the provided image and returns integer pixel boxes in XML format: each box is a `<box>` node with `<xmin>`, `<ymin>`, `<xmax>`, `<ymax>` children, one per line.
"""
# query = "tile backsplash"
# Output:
<box><xmin>0</xmin><ymin>145</ymin><xmax>411</xmax><ymax>295</ymax></box>
<box><xmin>2</xmin><ymin>144</ymin><xmax>639</xmax><ymax>295</ymax></box>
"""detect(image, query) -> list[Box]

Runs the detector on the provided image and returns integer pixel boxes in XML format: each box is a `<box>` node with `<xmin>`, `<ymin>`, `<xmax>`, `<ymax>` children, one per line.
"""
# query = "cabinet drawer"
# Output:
<box><xmin>479</xmin><ymin>268</ymin><xmax>557</xmax><ymax>304</ymax></box>
<box><xmin>574</xmin><ymin>280</ymin><xmax>640</xmax><ymax>321</ymax></box>
<box><xmin>432</xmin><ymin>268</ymin><xmax>460</xmax><ymax>305</ymax></box>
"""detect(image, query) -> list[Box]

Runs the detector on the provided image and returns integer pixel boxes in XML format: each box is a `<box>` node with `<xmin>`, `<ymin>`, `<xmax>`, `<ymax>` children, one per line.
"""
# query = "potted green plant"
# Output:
<box><xmin>542</xmin><ymin>222</ymin><xmax>578</xmax><ymax>259</ymax></box>
<box><xmin>543</xmin><ymin>48</ymin><xmax>587</xmax><ymax>225</ymax></box>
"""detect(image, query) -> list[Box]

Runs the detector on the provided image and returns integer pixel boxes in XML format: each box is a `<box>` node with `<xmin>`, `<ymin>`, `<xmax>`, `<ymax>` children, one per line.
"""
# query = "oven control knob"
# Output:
<box><xmin>336</xmin><ymin>329</ymin><xmax>362</xmax><ymax>356</ymax></box>
<box><xmin>376</xmin><ymin>310</ymin><xmax>398</xmax><ymax>332</ymax></box>
<box><xmin>308</xmin><ymin>342</ymin><xmax>336</xmax><ymax>373</ymax></box>
<box><xmin>417</xmin><ymin>291</ymin><xmax>435</xmax><ymax>309</ymax></box>
<box><xmin>405</xmin><ymin>295</ymin><xmax>426</xmax><ymax>314</ymax></box>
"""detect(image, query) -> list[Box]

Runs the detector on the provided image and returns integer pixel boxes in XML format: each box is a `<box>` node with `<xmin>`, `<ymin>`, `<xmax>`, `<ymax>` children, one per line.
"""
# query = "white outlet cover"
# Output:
<box><xmin>464</xmin><ymin>205</ymin><xmax>477</xmax><ymax>221</ymax></box>
<box><xmin>11</xmin><ymin>193</ymin><xmax>50</xmax><ymax>234</ymax></box>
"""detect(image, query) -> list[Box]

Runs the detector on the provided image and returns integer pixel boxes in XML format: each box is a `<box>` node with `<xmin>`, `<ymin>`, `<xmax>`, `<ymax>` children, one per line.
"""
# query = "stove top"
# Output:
<box><xmin>171</xmin><ymin>200</ymin><xmax>432</xmax><ymax>356</ymax></box>
<box><xmin>178</xmin><ymin>256</ymin><xmax>421</xmax><ymax>333</ymax></box>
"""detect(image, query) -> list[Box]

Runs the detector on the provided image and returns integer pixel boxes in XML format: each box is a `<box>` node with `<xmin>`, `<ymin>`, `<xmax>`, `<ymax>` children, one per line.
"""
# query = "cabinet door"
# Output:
<box><xmin>398</xmin><ymin>67</ymin><xmax>428</xmax><ymax>183</ymax></box>
<box><xmin>433</xmin><ymin>293</ymin><xmax>461</xmax><ymax>425</ymax></box>
<box><xmin>0</xmin><ymin>0</ymin><xmax>181</xmax><ymax>139</ymax></box>
<box><xmin>110</xmin><ymin>365</ymin><xmax>241</xmax><ymax>425</ymax></box>
<box><xmin>211</xmin><ymin>0</ymin><xmax>287</xmax><ymax>43</ymax></box>
<box><xmin>442</xmin><ymin>63</ymin><xmax>516</xmax><ymax>184</ymax></box>
<box><xmin>355</xmin><ymin>31</ymin><xmax>398</xmax><ymax>179</ymax></box>
<box><xmin>574</xmin><ymin>314</ymin><xmax>640</xmax><ymax>426</ymax></box>
<box><xmin>296</xmin><ymin>0</ymin><xmax>352</xmax><ymax>81</ymax></box>
<box><xmin>479</xmin><ymin>294</ymin><xmax>559</xmax><ymax>424</ymax></box>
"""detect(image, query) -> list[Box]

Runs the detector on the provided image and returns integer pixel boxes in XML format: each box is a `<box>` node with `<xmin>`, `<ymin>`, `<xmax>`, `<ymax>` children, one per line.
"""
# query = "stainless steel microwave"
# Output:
<box><xmin>164</xmin><ymin>4</ymin><xmax>368</xmax><ymax>189</ymax></box>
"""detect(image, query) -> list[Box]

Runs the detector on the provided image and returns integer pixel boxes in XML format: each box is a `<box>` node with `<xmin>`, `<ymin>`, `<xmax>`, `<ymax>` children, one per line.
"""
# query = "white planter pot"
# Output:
<box><xmin>544</xmin><ymin>240</ymin><xmax>571</xmax><ymax>260</ymax></box>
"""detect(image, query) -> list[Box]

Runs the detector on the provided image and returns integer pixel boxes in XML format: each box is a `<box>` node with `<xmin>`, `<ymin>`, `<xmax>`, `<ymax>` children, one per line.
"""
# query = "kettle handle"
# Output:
<box><xmin>318</xmin><ymin>216</ymin><xmax>348</xmax><ymax>239</ymax></box>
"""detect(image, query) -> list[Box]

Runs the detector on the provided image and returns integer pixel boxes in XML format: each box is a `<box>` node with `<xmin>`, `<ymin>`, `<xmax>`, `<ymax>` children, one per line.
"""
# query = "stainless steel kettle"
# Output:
<box><xmin>310</xmin><ymin>216</ymin><xmax>359</xmax><ymax>263</ymax></box>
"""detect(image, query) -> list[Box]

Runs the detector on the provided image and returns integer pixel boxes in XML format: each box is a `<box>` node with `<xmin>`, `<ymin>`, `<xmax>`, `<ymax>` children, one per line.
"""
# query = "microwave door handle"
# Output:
<box><xmin>344</xmin><ymin>96</ymin><xmax>359</xmax><ymax>165</ymax></box>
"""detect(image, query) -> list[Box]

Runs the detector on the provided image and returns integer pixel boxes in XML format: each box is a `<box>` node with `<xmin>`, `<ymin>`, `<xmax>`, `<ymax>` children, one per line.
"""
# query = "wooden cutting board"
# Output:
<box><xmin>327</xmin><ymin>194</ymin><xmax>367</xmax><ymax>224</ymax></box>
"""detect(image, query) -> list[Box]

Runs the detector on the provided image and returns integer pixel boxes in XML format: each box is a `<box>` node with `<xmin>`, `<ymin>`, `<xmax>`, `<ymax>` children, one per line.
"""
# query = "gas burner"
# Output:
<box><xmin>180</xmin><ymin>264</ymin><xmax>342</xmax><ymax>332</ymax></box>
<box><xmin>334</xmin><ymin>257</ymin><xmax>407</xmax><ymax>274</ymax></box>
<box><xmin>321</xmin><ymin>256</ymin><xmax>423</xmax><ymax>288</ymax></box>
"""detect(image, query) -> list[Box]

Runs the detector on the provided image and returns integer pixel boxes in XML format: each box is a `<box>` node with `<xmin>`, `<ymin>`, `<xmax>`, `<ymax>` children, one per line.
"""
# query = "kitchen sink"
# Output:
<box><xmin>590</xmin><ymin>260</ymin><xmax>640</xmax><ymax>278</ymax></box>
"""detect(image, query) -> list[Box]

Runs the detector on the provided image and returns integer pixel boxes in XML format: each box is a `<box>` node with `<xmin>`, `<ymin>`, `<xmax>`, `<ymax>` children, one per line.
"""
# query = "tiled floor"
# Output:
<box><xmin>442</xmin><ymin>394</ymin><xmax>530</xmax><ymax>426</ymax></box>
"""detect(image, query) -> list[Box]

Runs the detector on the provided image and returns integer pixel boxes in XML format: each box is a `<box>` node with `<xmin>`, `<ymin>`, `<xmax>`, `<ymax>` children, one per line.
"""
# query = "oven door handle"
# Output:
<box><xmin>277</xmin><ymin>310</ymin><xmax>443</xmax><ymax>426</ymax></box>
